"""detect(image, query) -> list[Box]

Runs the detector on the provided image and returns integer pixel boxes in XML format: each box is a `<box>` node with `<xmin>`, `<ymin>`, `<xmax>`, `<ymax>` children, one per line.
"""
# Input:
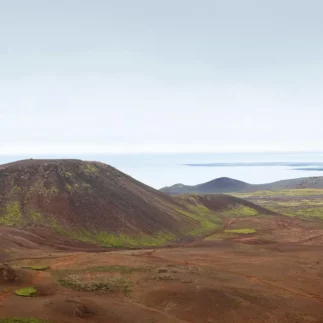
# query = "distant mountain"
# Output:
<box><xmin>160</xmin><ymin>176</ymin><xmax>323</xmax><ymax>195</ymax></box>
<box><xmin>160</xmin><ymin>177</ymin><xmax>251</xmax><ymax>195</ymax></box>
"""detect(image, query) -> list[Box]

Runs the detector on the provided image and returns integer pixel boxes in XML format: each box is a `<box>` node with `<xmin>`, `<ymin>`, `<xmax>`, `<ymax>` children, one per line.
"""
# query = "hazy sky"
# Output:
<box><xmin>1</xmin><ymin>0</ymin><xmax>322</xmax><ymax>155</ymax></box>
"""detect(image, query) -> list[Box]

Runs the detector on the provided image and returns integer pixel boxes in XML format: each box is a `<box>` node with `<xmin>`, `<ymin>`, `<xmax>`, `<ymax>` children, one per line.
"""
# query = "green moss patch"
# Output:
<box><xmin>22</xmin><ymin>266</ymin><xmax>50</xmax><ymax>271</ymax></box>
<box><xmin>14</xmin><ymin>287</ymin><xmax>38</xmax><ymax>297</ymax></box>
<box><xmin>224</xmin><ymin>228</ymin><xmax>256</xmax><ymax>234</ymax></box>
<box><xmin>80</xmin><ymin>163</ymin><xmax>98</xmax><ymax>175</ymax></box>
<box><xmin>0</xmin><ymin>202</ymin><xmax>23</xmax><ymax>226</ymax></box>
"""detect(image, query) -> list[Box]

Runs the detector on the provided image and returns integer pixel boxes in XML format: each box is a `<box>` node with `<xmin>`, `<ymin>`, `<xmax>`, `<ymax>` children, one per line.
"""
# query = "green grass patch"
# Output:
<box><xmin>0</xmin><ymin>319</ymin><xmax>49</xmax><ymax>323</ymax></box>
<box><xmin>218</xmin><ymin>206</ymin><xmax>259</xmax><ymax>217</ymax></box>
<box><xmin>14</xmin><ymin>287</ymin><xmax>37</xmax><ymax>297</ymax></box>
<box><xmin>224</xmin><ymin>228</ymin><xmax>256</xmax><ymax>234</ymax></box>
<box><xmin>22</xmin><ymin>266</ymin><xmax>50</xmax><ymax>271</ymax></box>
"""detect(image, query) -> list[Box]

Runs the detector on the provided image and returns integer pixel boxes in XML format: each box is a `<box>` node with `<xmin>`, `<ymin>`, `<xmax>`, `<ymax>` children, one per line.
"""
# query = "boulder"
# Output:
<box><xmin>0</xmin><ymin>263</ymin><xmax>17</xmax><ymax>282</ymax></box>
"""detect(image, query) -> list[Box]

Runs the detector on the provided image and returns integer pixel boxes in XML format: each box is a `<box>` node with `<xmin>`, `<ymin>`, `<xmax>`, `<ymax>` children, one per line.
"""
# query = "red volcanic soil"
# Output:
<box><xmin>1</xmin><ymin>160</ymin><xmax>323</xmax><ymax>321</ymax></box>
<box><xmin>1</xmin><ymin>235</ymin><xmax>323</xmax><ymax>323</ymax></box>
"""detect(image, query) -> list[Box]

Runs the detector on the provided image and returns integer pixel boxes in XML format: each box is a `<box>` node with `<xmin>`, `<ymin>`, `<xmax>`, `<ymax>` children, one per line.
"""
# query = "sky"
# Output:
<box><xmin>1</xmin><ymin>0</ymin><xmax>323</xmax><ymax>155</ymax></box>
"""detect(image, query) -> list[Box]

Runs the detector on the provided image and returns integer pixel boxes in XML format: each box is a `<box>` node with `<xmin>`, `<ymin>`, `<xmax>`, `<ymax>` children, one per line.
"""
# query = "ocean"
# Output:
<box><xmin>1</xmin><ymin>152</ymin><xmax>323</xmax><ymax>189</ymax></box>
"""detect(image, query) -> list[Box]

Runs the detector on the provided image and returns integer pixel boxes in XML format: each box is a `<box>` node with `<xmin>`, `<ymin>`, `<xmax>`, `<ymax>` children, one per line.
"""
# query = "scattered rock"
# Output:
<box><xmin>157</xmin><ymin>268</ymin><xmax>168</xmax><ymax>273</ymax></box>
<box><xmin>0</xmin><ymin>263</ymin><xmax>17</xmax><ymax>282</ymax></box>
<box><xmin>158</xmin><ymin>274</ymin><xmax>174</xmax><ymax>281</ymax></box>
<box><xmin>181</xmin><ymin>279</ymin><xmax>193</xmax><ymax>284</ymax></box>
<box><xmin>73</xmin><ymin>304</ymin><xmax>94</xmax><ymax>318</ymax></box>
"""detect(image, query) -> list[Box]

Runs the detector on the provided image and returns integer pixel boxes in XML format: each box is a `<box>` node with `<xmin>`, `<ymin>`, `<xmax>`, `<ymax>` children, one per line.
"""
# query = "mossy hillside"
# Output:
<box><xmin>24</xmin><ymin>181</ymin><xmax>59</xmax><ymax>199</ymax></box>
<box><xmin>0</xmin><ymin>202</ymin><xmax>46</xmax><ymax>227</ymax></box>
<box><xmin>0</xmin><ymin>203</ymin><xmax>177</xmax><ymax>248</ymax></box>
<box><xmin>48</xmin><ymin>220</ymin><xmax>177</xmax><ymax>247</ymax></box>
<box><xmin>0</xmin><ymin>197</ymin><xmax>263</xmax><ymax>247</ymax></box>
<box><xmin>174</xmin><ymin>197</ymin><xmax>262</xmax><ymax>237</ymax></box>
<box><xmin>176</xmin><ymin>203</ymin><xmax>221</xmax><ymax>236</ymax></box>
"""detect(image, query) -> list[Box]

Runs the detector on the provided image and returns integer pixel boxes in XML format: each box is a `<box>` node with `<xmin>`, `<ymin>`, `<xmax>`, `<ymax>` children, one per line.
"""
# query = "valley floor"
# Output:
<box><xmin>1</xmin><ymin>237</ymin><xmax>323</xmax><ymax>323</ymax></box>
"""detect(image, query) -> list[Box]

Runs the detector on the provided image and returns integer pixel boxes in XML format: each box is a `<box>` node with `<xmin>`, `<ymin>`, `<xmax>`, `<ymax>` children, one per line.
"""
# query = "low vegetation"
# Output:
<box><xmin>224</xmin><ymin>228</ymin><xmax>256</xmax><ymax>234</ymax></box>
<box><xmin>80</xmin><ymin>163</ymin><xmax>98</xmax><ymax>175</ymax></box>
<box><xmin>217</xmin><ymin>205</ymin><xmax>259</xmax><ymax>217</ymax></box>
<box><xmin>54</xmin><ymin>265</ymin><xmax>144</xmax><ymax>295</ymax></box>
<box><xmin>85</xmin><ymin>265</ymin><xmax>148</xmax><ymax>273</ymax></box>
<box><xmin>55</xmin><ymin>265</ymin><xmax>148</xmax><ymax>274</ymax></box>
<box><xmin>234</xmin><ymin>189</ymin><xmax>323</xmax><ymax>221</ymax></box>
<box><xmin>232</xmin><ymin>189</ymin><xmax>323</xmax><ymax>198</ymax></box>
<box><xmin>57</xmin><ymin>273</ymin><xmax>132</xmax><ymax>295</ymax></box>
<box><xmin>22</xmin><ymin>266</ymin><xmax>50</xmax><ymax>271</ymax></box>
<box><xmin>14</xmin><ymin>287</ymin><xmax>37</xmax><ymax>297</ymax></box>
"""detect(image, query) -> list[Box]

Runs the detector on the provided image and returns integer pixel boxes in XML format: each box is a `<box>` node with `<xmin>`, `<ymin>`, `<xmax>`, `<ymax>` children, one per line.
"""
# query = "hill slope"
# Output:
<box><xmin>0</xmin><ymin>159</ymin><xmax>275</xmax><ymax>250</ymax></box>
<box><xmin>161</xmin><ymin>176</ymin><xmax>323</xmax><ymax>195</ymax></box>
<box><xmin>0</xmin><ymin>159</ymin><xmax>192</xmax><ymax>246</ymax></box>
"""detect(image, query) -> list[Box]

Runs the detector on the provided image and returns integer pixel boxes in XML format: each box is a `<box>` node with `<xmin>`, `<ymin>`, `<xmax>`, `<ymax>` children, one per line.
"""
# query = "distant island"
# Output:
<box><xmin>184</xmin><ymin>162</ymin><xmax>323</xmax><ymax>167</ymax></box>
<box><xmin>293</xmin><ymin>168</ymin><xmax>323</xmax><ymax>171</ymax></box>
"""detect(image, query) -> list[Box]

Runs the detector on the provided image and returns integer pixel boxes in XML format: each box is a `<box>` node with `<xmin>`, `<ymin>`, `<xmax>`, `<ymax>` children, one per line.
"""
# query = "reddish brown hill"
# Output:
<box><xmin>0</xmin><ymin>159</ymin><xmax>278</xmax><ymax>251</ymax></box>
<box><xmin>0</xmin><ymin>159</ymin><xmax>189</xmax><ymax>235</ymax></box>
